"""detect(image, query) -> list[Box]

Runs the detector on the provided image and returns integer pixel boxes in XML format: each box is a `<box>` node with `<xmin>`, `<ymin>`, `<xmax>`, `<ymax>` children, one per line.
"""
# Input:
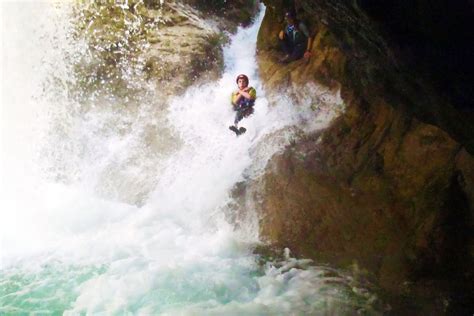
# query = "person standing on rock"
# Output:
<box><xmin>278</xmin><ymin>11</ymin><xmax>313</xmax><ymax>63</ymax></box>
<box><xmin>229</xmin><ymin>74</ymin><xmax>257</xmax><ymax>136</ymax></box>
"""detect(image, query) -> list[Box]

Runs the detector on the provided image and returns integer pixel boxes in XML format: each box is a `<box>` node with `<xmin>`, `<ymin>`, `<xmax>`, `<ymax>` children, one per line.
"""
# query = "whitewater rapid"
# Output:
<box><xmin>1</xmin><ymin>2</ymin><xmax>381</xmax><ymax>314</ymax></box>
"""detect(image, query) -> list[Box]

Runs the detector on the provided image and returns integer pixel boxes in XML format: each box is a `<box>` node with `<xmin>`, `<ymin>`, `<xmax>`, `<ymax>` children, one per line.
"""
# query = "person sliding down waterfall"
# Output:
<box><xmin>229</xmin><ymin>74</ymin><xmax>257</xmax><ymax>136</ymax></box>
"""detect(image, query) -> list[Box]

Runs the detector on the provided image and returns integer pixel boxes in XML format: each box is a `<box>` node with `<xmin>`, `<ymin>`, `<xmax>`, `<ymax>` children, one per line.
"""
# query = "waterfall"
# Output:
<box><xmin>0</xmin><ymin>2</ymin><xmax>381</xmax><ymax>314</ymax></box>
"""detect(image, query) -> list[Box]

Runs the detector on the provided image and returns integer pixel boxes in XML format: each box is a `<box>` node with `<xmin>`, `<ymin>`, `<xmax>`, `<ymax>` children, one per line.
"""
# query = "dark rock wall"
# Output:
<box><xmin>356</xmin><ymin>0</ymin><xmax>474</xmax><ymax>112</ymax></box>
<box><xmin>254</xmin><ymin>0</ymin><xmax>474</xmax><ymax>313</ymax></box>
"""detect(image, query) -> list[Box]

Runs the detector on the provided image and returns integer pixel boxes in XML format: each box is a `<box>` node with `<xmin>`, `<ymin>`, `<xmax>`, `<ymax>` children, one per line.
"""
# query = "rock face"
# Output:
<box><xmin>253</xmin><ymin>0</ymin><xmax>474</xmax><ymax>313</ymax></box>
<box><xmin>72</xmin><ymin>0</ymin><xmax>258</xmax><ymax>103</ymax></box>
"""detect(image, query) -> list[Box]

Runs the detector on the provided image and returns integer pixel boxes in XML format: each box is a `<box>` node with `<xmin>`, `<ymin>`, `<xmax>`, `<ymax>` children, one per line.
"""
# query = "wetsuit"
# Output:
<box><xmin>280</xmin><ymin>21</ymin><xmax>310</xmax><ymax>61</ymax></box>
<box><xmin>231</xmin><ymin>87</ymin><xmax>256</xmax><ymax>125</ymax></box>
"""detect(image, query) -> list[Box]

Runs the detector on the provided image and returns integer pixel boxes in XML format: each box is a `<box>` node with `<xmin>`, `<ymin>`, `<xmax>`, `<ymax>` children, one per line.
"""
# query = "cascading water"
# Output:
<box><xmin>1</xmin><ymin>2</ymin><xmax>382</xmax><ymax>314</ymax></box>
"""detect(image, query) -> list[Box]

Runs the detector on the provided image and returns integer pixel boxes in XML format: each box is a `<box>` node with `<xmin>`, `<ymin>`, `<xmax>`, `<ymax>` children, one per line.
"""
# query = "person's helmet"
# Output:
<box><xmin>236</xmin><ymin>74</ymin><xmax>249</xmax><ymax>85</ymax></box>
<box><xmin>285</xmin><ymin>11</ymin><xmax>295</xmax><ymax>19</ymax></box>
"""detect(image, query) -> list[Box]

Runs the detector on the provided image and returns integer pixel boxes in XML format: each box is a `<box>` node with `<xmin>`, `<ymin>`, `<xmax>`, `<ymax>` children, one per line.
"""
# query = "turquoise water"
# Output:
<box><xmin>1</xmin><ymin>264</ymin><xmax>107</xmax><ymax>314</ymax></box>
<box><xmin>1</xmin><ymin>257</ymin><xmax>380</xmax><ymax>314</ymax></box>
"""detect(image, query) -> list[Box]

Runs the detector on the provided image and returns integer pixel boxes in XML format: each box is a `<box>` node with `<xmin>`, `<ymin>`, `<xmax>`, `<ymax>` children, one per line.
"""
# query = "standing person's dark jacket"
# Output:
<box><xmin>278</xmin><ymin>11</ymin><xmax>313</xmax><ymax>63</ymax></box>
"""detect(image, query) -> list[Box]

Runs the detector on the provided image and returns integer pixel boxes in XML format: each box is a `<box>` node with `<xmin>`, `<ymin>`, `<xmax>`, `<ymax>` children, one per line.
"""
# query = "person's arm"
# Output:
<box><xmin>279</xmin><ymin>30</ymin><xmax>285</xmax><ymax>40</ymax></box>
<box><xmin>304</xmin><ymin>37</ymin><xmax>313</xmax><ymax>58</ymax></box>
<box><xmin>299</xmin><ymin>22</ymin><xmax>313</xmax><ymax>58</ymax></box>
<box><xmin>239</xmin><ymin>87</ymin><xmax>256</xmax><ymax>100</ymax></box>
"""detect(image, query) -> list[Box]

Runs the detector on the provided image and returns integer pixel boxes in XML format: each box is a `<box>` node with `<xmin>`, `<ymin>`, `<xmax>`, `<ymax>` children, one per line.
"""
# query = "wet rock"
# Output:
<box><xmin>254</xmin><ymin>0</ymin><xmax>474</xmax><ymax>313</ymax></box>
<box><xmin>71</xmin><ymin>0</ymin><xmax>257</xmax><ymax>103</ymax></box>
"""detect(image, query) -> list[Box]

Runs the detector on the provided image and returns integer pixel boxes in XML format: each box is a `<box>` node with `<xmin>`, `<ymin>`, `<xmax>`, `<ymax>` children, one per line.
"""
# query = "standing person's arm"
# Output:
<box><xmin>304</xmin><ymin>37</ymin><xmax>313</xmax><ymax>58</ymax></box>
<box><xmin>279</xmin><ymin>30</ymin><xmax>285</xmax><ymax>40</ymax></box>
<box><xmin>299</xmin><ymin>22</ymin><xmax>313</xmax><ymax>58</ymax></box>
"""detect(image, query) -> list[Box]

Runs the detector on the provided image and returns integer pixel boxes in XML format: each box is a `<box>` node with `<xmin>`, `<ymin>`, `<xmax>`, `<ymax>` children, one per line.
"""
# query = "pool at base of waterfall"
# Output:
<box><xmin>0</xmin><ymin>249</ymin><xmax>383</xmax><ymax>315</ymax></box>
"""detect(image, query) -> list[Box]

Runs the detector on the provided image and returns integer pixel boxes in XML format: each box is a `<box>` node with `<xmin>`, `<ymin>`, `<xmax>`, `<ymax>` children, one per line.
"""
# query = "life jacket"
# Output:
<box><xmin>232</xmin><ymin>87</ymin><xmax>256</xmax><ymax>109</ymax></box>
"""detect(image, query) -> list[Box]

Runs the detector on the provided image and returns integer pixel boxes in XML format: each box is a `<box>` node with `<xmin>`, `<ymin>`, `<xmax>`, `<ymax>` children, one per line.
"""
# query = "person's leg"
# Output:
<box><xmin>279</xmin><ymin>36</ymin><xmax>295</xmax><ymax>63</ymax></box>
<box><xmin>242</xmin><ymin>107</ymin><xmax>254</xmax><ymax>118</ymax></box>
<box><xmin>279</xmin><ymin>37</ymin><xmax>292</xmax><ymax>56</ymax></box>
<box><xmin>288</xmin><ymin>42</ymin><xmax>305</xmax><ymax>61</ymax></box>
<box><xmin>234</xmin><ymin>109</ymin><xmax>244</xmax><ymax>126</ymax></box>
<box><xmin>230</xmin><ymin>110</ymin><xmax>244</xmax><ymax>135</ymax></box>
